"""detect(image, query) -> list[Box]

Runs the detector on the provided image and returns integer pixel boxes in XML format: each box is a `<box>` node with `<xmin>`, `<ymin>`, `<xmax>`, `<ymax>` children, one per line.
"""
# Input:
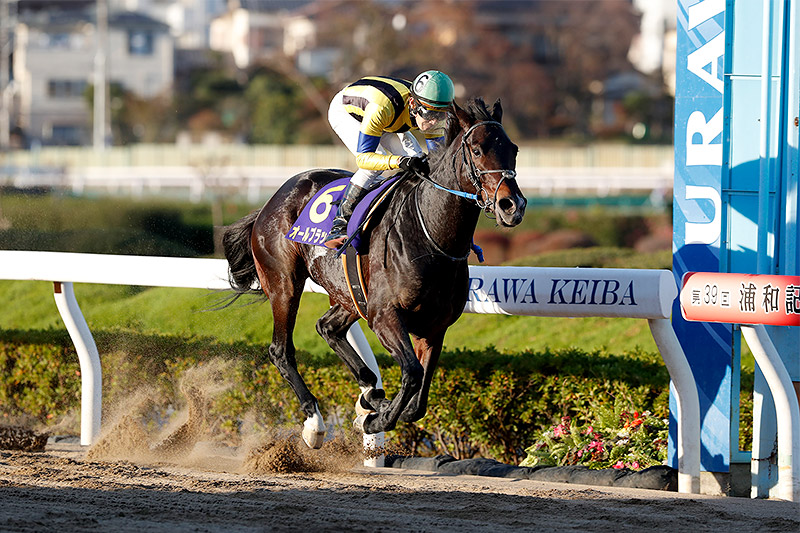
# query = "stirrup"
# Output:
<box><xmin>324</xmin><ymin>235</ymin><xmax>347</xmax><ymax>249</ymax></box>
<box><xmin>324</xmin><ymin>217</ymin><xmax>349</xmax><ymax>249</ymax></box>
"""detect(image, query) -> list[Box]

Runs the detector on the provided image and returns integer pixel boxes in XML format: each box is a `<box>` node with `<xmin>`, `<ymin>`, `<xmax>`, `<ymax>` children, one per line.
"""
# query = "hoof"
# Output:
<box><xmin>353</xmin><ymin>414</ymin><xmax>368</xmax><ymax>433</ymax></box>
<box><xmin>355</xmin><ymin>390</ymin><xmax>377</xmax><ymax>417</ymax></box>
<box><xmin>302</xmin><ymin>406</ymin><xmax>326</xmax><ymax>449</ymax></box>
<box><xmin>302</xmin><ymin>424</ymin><xmax>326</xmax><ymax>449</ymax></box>
<box><xmin>353</xmin><ymin>412</ymin><xmax>377</xmax><ymax>434</ymax></box>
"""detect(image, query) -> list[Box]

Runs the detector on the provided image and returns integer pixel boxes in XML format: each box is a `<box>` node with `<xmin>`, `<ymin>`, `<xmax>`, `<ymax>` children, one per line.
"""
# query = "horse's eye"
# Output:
<box><xmin>472</xmin><ymin>147</ymin><xmax>481</xmax><ymax>156</ymax></box>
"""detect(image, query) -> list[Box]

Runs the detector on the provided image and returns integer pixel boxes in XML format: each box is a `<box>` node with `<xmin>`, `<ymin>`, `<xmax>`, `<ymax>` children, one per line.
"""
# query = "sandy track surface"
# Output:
<box><xmin>1</xmin><ymin>442</ymin><xmax>798</xmax><ymax>533</ymax></box>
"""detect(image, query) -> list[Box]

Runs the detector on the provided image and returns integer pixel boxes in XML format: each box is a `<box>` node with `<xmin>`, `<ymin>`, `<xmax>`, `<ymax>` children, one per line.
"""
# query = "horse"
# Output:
<box><xmin>222</xmin><ymin>97</ymin><xmax>527</xmax><ymax>448</ymax></box>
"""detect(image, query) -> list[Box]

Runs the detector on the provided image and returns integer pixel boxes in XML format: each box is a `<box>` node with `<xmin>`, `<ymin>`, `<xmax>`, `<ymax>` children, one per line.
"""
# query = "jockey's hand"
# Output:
<box><xmin>398</xmin><ymin>156</ymin><xmax>430</xmax><ymax>176</ymax></box>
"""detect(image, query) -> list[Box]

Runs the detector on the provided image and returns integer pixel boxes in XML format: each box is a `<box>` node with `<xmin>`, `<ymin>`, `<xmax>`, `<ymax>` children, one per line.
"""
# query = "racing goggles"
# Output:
<box><xmin>414</xmin><ymin>101</ymin><xmax>448</xmax><ymax>123</ymax></box>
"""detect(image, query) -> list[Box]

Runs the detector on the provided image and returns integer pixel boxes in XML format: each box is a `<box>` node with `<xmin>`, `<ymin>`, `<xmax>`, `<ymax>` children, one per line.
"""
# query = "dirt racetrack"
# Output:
<box><xmin>1</xmin><ymin>439</ymin><xmax>798</xmax><ymax>533</ymax></box>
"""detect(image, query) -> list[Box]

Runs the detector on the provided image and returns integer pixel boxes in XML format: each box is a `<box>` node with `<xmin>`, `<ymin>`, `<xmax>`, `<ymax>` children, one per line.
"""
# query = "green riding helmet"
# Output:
<box><xmin>411</xmin><ymin>70</ymin><xmax>455</xmax><ymax>110</ymax></box>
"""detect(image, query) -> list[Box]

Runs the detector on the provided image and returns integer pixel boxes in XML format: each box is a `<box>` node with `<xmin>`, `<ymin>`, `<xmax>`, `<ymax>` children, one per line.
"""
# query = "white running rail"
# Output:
<box><xmin>0</xmin><ymin>251</ymin><xmax>699</xmax><ymax>493</ymax></box>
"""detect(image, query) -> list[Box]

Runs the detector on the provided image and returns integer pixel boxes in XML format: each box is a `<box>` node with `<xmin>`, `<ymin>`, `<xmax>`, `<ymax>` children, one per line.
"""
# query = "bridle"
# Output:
<box><xmin>456</xmin><ymin>120</ymin><xmax>517</xmax><ymax>212</ymax></box>
<box><xmin>408</xmin><ymin>119</ymin><xmax>518</xmax><ymax>261</ymax></box>
<box><xmin>414</xmin><ymin>119</ymin><xmax>518</xmax><ymax>213</ymax></box>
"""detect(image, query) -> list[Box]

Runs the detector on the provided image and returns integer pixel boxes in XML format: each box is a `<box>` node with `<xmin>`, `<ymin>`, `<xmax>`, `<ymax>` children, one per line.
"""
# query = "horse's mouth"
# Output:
<box><xmin>495</xmin><ymin>196</ymin><xmax>527</xmax><ymax>227</ymax></box>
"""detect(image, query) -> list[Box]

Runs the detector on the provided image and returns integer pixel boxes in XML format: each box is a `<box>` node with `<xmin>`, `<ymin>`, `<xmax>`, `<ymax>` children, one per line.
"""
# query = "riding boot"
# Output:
<box><xmin>324</xmin><ymin>182</ymin><xmax>368</xmax><ymax>249</ymax></box>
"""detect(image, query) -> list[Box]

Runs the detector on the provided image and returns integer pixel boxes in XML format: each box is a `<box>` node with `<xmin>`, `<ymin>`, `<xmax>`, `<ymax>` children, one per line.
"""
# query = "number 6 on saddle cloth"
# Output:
<box><xmin>286</xmin><ymin>175</ymin><xmax>403</xmax><ymax>319</ymax></box>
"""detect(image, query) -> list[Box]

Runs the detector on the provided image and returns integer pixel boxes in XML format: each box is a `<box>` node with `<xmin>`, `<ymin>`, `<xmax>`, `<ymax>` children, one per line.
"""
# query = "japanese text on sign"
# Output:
<box><xmin>681</xmin><ymin>272</ymin><xmax>800</xmax><ymax>326</ymax></box>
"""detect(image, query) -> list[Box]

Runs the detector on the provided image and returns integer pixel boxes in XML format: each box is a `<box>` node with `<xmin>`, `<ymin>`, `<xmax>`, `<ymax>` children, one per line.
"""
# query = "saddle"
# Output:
<box><xmin>286</xmin><ymin>174</ymin><xmax>405</xmax><ymax>319</ymax></box>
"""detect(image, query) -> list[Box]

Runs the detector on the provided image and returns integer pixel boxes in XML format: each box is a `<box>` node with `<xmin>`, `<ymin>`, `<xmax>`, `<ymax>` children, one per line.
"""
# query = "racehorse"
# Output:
<box><xmin>223</xmin><ymin>97</ymin><xmax>526</xmax><ymax>448</ymax></box>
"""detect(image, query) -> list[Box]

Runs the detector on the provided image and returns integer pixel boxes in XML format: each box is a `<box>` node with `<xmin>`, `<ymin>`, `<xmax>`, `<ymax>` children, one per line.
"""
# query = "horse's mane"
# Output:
<box><xmin>427</xmin><ymin>97</ymin><xmax>495</xmax><ymax>172</ymax></box>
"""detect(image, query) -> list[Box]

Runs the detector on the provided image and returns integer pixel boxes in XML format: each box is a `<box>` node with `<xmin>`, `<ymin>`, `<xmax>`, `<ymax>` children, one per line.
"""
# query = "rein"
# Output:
<box><xmin>416</xmin><ymin>173</ymin><xmax>477</xmax><ymax>201</ymax></box>
<box><xmin>412</xmin><ymin>183</ymin><xmax>471</xmax><ymax>262</ymax></box>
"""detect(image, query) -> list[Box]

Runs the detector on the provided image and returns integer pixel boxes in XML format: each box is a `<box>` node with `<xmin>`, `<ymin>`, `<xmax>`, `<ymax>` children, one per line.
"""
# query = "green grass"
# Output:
<box><xmin>0</xmin><ymin>194</ymin><xmax>665</xmax><ymax>359</ymax></box>
<box><xmin>0</xmin><ymin>279</ymin><xmax>658</xmax><ymax>357</ymax></box>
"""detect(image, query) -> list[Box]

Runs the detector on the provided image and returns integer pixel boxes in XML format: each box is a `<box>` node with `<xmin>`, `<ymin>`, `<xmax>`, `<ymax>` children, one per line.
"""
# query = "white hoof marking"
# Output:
<box><xmin>302</xmin><ymin>406</ymin><xmax>326</xmax><ymax>449</ymax></box>
<box><xmin>353</xmin><ymin>414</ymin><xmax>368</xmax><ymax>433</ymax></box>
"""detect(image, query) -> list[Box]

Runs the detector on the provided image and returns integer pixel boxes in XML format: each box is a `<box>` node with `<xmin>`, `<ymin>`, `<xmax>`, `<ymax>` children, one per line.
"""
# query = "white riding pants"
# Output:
<box><xmin>328</xmin><ymin>89</ymin><xmax>424</xmax><ymax>190</ymax></box>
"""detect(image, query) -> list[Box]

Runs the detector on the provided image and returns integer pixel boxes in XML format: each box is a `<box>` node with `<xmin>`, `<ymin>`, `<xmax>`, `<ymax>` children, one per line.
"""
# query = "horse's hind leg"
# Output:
<box><xmin>255</xmin><ymin>260</ymin><xmax>327</xmax><ymax>449</ymax></box>
<box><xmin>316</xmin><ymin>305</ymin><xmax>387</xmax><ymax>412</ymax></box>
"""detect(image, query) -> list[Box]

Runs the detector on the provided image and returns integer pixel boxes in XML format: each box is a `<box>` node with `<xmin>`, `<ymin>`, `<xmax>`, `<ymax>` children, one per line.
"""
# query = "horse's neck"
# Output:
<box><xmin>415</xmin><ymin>165</ymin><xmax>479</xmax><ymax>253</ymax></box>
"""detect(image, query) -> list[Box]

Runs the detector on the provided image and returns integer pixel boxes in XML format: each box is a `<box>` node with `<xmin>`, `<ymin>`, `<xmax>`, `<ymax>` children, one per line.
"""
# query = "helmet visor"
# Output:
<box><xmin>414</xmin><ymin>101</ymin><xmax>448</xmax><ymax>128</ymax></box>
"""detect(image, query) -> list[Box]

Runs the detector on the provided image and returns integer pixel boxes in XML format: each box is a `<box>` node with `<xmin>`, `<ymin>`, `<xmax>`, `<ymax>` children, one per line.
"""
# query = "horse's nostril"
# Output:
<box><xmin>498</xmin><ymin>197</ymin><xmax>515</xmax><ymax>214</ymax></box>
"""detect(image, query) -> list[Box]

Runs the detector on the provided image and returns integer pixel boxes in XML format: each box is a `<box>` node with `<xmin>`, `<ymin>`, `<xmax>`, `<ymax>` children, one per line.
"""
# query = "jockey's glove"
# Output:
<box><xmin>398</xmin><ymin>156</ymin><xmax>430</xmax><ymax>176</ymax></box>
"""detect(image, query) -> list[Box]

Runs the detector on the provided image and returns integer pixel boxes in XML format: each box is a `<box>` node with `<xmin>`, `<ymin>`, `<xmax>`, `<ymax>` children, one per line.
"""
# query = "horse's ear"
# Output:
<box><xmin>453</xmin><ymin>100</ymin><xmax>473</xmax><ymax>129</ymax></box>
<box><xmin>491</xmin><ymin>99</ymin><xmax>503</xmax><ymax>123</ymax></box>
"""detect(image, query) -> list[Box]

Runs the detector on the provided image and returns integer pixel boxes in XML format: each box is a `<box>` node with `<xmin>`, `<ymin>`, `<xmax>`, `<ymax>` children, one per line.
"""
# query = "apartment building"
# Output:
<box><xmin>13</xmin><ymin>5</ymin><xmax>173</xmax><ymax>145</ymax></box>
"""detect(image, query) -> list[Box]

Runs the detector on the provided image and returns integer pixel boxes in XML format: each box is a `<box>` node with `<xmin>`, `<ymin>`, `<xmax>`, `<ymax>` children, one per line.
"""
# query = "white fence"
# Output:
<box><xmin>0</xmin><ymin>143</ymin><xmax>674</xmax><ymax>200</ymax></box>
<box><xmin>0</xmin><ymin>165</ymin><xmax>673</xmax><ymax>202</ymax></box>
<box><xmin>0</xmin><ymin>251</ymin><xmax>699</xmax><ymax>493</ymax></box>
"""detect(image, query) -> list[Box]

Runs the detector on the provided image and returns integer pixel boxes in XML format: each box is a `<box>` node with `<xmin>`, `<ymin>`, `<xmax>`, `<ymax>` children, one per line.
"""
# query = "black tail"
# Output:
<box><xmin>222</xmin><ymin>211</ymin><xmax>261</xmax><ymax>294</ymax></box>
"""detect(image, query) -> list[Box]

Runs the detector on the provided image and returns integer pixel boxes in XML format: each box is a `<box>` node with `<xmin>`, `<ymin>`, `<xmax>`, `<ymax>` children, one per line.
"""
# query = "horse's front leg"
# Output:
<box><xmin>358</xmin><ymin>308</ymin><xmax>423</xmax><ymax>434</ymax></box>
<box><xmin>399</xmin><ymin>333</ymin><xmax>444</xmax><ymax>423</ymax></box>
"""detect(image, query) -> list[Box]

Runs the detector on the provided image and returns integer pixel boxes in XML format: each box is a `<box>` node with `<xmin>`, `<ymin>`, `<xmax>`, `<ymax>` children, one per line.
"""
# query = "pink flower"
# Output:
<box><xmin>553</xmin><ymin>424</ymin><xmax>568</xmax><ymax>438</ymax></box>
<box><xmin>582</xmin><ymin>426</ymin><xmax>594</xmax><ymax>435</ymax></box>
<box><xmin>588</xmin><ymin>439</ymin><xmax>604</xmax><ymax>455</ymax></box>
<box><xmin>612</xmin><ymin>461</ymin><xmax>625</xmax><ymax>469</ymax></box>
<box><xmin>630</xmin><ymin>461</ymin><xmax>640</xmax><ymax>470</ymax></box>
<box><xmin>587</xmin><ymin>438</ymin><xmax>605</xmax><ymax>459</ymax></box>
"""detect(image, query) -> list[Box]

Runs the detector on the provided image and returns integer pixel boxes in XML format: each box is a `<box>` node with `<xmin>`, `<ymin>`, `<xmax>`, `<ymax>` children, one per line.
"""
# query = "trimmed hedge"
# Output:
<box><xmin>0</xmin><ymin>228</ymin><xmax>202</xmax><ymax>256</ymax></box>
<box><xmin>0</xmin><ymin>195</ymin><xmax>215</xmax><ymax>256</ymax></box>
<box><xmin>477</xmin><ymin>206</ymin><xmax>671</xmax><ymax>249</ymax></box>
<box><xmin>508</xmin><ymin>247</ymin><xmax>673</xmax><ymax>270</ymax></box>
<box><xmin>0</xmin><ymin>329</ymin><xmax>670</xmax><ymax>464</ymax></box>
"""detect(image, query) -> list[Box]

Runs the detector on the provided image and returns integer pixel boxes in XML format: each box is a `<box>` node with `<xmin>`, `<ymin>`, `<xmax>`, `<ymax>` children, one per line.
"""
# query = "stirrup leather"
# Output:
<box><xmin>324</xmin><ymin>182</ymin><xmax>367</xmax><ymax>249</ymax></box>
<box><xmin>341</xmin><ymin>246</ymin><xmax>368</xmax><ymax>319</ymax></box>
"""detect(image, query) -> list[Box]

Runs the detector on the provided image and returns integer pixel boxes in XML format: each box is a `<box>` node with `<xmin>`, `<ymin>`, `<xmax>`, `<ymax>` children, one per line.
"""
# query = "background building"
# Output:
<box><xmin>0</xmin><ymin>0</ymin><xmax>678</xmax><ymax>148</ymax></box>
<box><xmin>11</xmin><ymin>1</ymin><xmax>172</xmax><ymax>145</ymax></box>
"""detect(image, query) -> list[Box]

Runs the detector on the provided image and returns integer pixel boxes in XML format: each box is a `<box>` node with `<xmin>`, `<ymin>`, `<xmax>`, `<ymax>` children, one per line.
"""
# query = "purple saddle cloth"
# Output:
<box><xmin>285</xmin><ymin>176</ymin><xmax>399</xmax><ymax>252</ymax></box>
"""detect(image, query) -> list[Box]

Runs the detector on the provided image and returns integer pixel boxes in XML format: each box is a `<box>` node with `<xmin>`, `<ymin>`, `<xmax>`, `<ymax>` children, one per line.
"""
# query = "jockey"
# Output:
<box><xmin>324</xmin><ymin>70</ymin><xmax>455</xmax><ymax>249</ymax></box>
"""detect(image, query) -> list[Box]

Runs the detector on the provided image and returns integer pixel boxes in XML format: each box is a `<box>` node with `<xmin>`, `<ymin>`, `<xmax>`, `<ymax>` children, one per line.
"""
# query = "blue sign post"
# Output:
<box><xmin>672</xmin><ymin>0</ymin><xmax>731</xmax><ymax>478</ymax></box>
<box><xmin>722</xmin><ymin>0</ymin><xmax>800</xmax><ymax>498</ymax></box>
<box><xmin>675</xmin><ymin>0</ymin><xmax>800</xmax><ymax>497</ymax></box>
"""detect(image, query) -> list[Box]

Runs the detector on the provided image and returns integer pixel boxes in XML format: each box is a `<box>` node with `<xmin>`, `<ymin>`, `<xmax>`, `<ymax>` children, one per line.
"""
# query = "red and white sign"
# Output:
<box><xmin>681</xmin><ymin>272</ymin><xmax>800</xmax><ymax>326</ymax></box>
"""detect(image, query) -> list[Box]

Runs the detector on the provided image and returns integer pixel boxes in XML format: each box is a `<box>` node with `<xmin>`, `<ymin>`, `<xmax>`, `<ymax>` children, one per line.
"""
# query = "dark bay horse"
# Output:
<box><xmin>223</xmin><ymin>98</ymin><xmax>526</xmax><ymax>448</ymax></box>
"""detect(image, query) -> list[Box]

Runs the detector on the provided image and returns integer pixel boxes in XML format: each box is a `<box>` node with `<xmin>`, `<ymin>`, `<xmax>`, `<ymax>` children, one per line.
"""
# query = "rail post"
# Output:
<box><xmin>52</xmin><ymin>281</ymin><xmax>102</xmax><ymax>445</ymax></box>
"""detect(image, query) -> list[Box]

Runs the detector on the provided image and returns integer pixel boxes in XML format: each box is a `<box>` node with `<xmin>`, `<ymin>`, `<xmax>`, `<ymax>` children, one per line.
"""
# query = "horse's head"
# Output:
<box><xmin>449</xmin><ymin>98</ymin><xmax>527</xmax><ymax>227</ymax></box>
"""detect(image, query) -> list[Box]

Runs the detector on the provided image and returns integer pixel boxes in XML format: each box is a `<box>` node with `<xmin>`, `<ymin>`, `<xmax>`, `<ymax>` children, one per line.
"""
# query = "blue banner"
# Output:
<box><xmin>672</xmin><ymin>0</ymin><xmax>732</xmax><ymax>472</ymax></box>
